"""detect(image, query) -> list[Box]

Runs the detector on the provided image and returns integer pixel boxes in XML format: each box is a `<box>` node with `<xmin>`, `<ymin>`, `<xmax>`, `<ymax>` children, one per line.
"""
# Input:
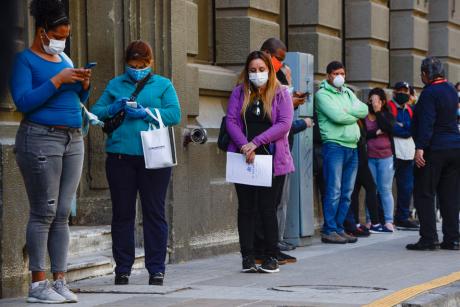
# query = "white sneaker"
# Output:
<box><xmin>52</xmin><ymin>279</ymin><xmax>78</xmax><ymax>303</ymax></box>
<box><xmin>27</xmin><ymin>280</ymin><xmax>66</xmax><ymax>304</ymax></box>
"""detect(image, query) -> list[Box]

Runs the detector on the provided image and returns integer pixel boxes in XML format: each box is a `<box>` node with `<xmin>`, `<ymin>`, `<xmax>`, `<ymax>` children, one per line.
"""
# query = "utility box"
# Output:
<box><xmin>283</xmin><ymin>52</ymin><xmax>315</xmax><ymax>246</ymax></box>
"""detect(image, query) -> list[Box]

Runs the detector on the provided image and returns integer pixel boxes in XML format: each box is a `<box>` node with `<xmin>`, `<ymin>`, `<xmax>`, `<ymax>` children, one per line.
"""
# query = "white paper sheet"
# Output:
<box><xmin>225</xmin><ymin>152</ymin><xmax>273</xmax><ymax>187</ymax></box>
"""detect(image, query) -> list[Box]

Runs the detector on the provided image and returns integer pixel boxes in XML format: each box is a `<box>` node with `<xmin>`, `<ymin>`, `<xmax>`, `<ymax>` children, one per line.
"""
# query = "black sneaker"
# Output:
<box><xmin>278</xmin><ymin>252</ymin><xmax>297</xmax><ymax>264</ymax></box>
<box><xmin>114</xmin><ymin>273</ymin><xmax>129</xmax><ymax>285</ymax></box>
<box><xmin>406</xmin><ymin>240</ymin><xmax>439</xmax><ymax>251</ymax></box>
<box><xmin>241</xmin><ymin>256</ymin><xmax>258</xmax><ymax>273</ymax></box>
<box><xmin>395</xmin><ymin>219</ymin><xmax>420</xmax><ymax>231</ymax></box>
<box><xmin>440</xmin><ymin>241</ymin><xmax>460</xmax><ymax>250</ymax></box>
<box><xmin>278</xmin><ymin>241</ymin><xmax>295</xmax><ymax>251</ymax></box>
<box><xmin>258</xmin><ymin>257</ymin><xmax>279</xmax><ymax>273</ymax></box>
<box><xmin>149</xmin><ymin>272</ymin><xmax>164</xmax><ymax>285</ymax></box>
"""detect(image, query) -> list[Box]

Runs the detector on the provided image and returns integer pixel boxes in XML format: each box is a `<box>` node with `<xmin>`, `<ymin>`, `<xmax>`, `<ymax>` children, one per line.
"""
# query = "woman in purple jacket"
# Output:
<box><xmin>226</xmin><ymin>51</ymin><xmax>294</xmax><ymax>274</ymax></box>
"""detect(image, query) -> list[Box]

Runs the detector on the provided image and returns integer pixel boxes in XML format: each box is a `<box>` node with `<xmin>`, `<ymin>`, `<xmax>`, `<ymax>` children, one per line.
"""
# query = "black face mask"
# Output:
<box><xmin>394</xmin><ymin>93</ymin><xmax>410</xmax><ymax>105</ymax></box>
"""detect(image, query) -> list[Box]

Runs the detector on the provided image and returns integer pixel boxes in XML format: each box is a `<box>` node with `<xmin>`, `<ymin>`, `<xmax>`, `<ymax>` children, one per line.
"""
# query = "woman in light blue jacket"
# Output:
<box><xmin>91</xmin><ymin>40</ymin><xmax>181</xmax><ymax>286</ymax></box>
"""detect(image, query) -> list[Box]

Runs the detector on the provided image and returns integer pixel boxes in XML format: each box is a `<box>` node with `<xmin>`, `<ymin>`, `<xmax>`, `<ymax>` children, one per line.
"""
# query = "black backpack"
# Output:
<box><xmin>217</xmin><ymin>116</ymin><xmax>229</xmax><ymax>151</ymax></box>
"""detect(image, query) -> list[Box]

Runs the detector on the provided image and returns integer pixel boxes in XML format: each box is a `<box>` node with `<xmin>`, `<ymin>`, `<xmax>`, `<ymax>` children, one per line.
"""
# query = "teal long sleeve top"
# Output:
<box><xmin>91</xmin><ymin>73</ymin><xmax>181</xmax><ymax>156</ymax></box>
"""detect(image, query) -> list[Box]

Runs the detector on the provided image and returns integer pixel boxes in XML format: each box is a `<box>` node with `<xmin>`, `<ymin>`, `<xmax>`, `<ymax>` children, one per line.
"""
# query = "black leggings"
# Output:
<box><xmin>350</xmin><ymin>165</ymin><xmax>380</xmax><ymax>225</ymax></box>
<box><xmin>235</xmin><ymin>175</ymin><xmax>285</xmax><ymax>257</ymax></box>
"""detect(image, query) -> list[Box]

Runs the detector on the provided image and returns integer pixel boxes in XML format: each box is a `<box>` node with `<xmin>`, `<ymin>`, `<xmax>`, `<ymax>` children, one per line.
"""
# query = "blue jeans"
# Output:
<box><xmin>368</xmin><ymin>157</ymin><xmax>395</xmax><ymax>223</ymax></box>
<box><xmin>322</xmin><ymin>142</ymin><xmax>359</xmax><ymax>235</ymax></box>
<box><xmin>394</xmin><ymin>159</ymin><xmax>414</xmax><ymax>222</ymax></box>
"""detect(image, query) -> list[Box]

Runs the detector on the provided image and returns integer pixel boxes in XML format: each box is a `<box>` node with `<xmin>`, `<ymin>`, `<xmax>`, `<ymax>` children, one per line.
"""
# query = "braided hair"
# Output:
<box><xmin>30</xmin><ymin>0</ymin><xmax>69</xmax><ymax>31</ymax></box>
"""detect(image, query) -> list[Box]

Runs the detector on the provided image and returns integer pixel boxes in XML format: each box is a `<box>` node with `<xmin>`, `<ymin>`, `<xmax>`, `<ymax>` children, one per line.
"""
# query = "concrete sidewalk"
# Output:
<box><xmin>2</xmin><ymin>229</ymin><xmax>460</xmax><ymax>307</ymax></box>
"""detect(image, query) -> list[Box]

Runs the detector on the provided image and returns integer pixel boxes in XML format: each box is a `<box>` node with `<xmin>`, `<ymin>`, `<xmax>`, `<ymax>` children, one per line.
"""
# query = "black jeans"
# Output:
<box><xmin>235</xmin><ymin>175</ymin><xmax>285</xmax><ymax>258</ymax></box>
<box><xmin>106</xmin><ymin>153</ymin><xmax>171</xmax><ymax>275</ymax></box>
<box><xmin>346</xmin><ymin>164</ymin><xmax>380</xmax><ymax>229</ymax></box>
<box><xmin>414</xmin><ymin>149</ymin><xmax>460</xmax><ymax>244</ymax></box>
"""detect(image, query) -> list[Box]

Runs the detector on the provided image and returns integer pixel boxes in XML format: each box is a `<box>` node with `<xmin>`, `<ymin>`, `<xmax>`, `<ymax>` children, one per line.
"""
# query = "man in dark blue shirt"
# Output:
<box><xmin>407</xmin><ymin>57</ymin><xmax>460</xmax><ymax>251</ymax></box>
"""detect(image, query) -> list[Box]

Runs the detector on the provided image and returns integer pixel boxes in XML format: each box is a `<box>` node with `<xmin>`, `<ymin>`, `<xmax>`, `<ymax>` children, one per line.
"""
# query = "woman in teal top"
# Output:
<box><xmin>91</xmin><ymin>40</ymin><xmax>181</xmax><ymax>286</ymax></box>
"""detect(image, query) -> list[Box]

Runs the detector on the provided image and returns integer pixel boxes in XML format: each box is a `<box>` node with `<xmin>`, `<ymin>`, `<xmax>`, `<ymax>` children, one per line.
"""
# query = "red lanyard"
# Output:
<box><xmin>431</xmin><ymin>79</ymin><xmax>447</xmax><ymax>85</ymax></box>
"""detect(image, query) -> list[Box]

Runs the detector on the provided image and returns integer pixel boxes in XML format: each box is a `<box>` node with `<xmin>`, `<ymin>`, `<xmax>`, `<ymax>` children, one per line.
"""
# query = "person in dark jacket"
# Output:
<box><xmin>388</xmin><ymin>82</ymin><xmax>419</xmax><ymax>231</ymax></box>
<box><xmin>363</xmin><ymin>88</ymin><xmax>396</xmax><ymax>233</ymax></box>
<box><xmin>344</xmin><ymin>120</ymin><xmax>380</xmax><ymax>237</ymax></box>
<box><xmin>407</xmin><ymin>57</ymin><xmax>460</xmax><ymax>251</ymax></box>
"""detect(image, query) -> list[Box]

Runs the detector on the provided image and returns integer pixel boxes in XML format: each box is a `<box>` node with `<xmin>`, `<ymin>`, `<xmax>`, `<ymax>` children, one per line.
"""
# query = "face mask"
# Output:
<box><xmin>394</xmin><ymin>93</ymin><xmax>410</xmax><ymax>105</ymax></box>
<box><xmin>249</xmin><ymin>72</ymin><xmax>269</xmax><ymax>88</ymax></box>
<box><xmin>457</xmin><ymin>108</ymin><xmax>460</xmax><ymax>117</ymax></box>
<box><xmin>457</xmin><ymin>92</ymin><xmax>460</xmax><ymax>98</ymax></box>
<box><xmin>42</xmin><ymin>32</ymin><xmax>66</xmax><ymax>55</ymax></box>
<box><xmin>126</xmin><ymin>66</ymin><xmax>152</xmax><ymax>82</ymax></box>
<box><xmin>271</xmin><ymin>56</ymin><xmax>283</xmax><ymax>73</ymax></box>
<box><xmin>333</xmin><ymin>75</ymin><xmax>345</xmax><ymax>88</ymax></box>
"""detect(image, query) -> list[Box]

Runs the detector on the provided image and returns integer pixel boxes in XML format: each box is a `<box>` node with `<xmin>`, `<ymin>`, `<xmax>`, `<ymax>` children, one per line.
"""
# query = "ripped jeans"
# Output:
<box><xmin>15</xmin><ymin>121</ymin><xmax>84</xmax><ymax>272</ymax></box>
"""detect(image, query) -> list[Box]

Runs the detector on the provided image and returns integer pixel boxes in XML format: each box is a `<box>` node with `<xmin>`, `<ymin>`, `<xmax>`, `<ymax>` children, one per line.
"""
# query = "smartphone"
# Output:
<box><xmin>297</xmin><ymin>91</ymin><xmax>309</xmax><ymax>98</ymax></box>
<box><xmin>126</xmin><ymin>101</ymin><xmax>138</xmax><ymax>108</ymax></box>
<box><xmin>84</xmin><ymin>62</ymin><xmax>97</xmax><ymax>69</ymax></box>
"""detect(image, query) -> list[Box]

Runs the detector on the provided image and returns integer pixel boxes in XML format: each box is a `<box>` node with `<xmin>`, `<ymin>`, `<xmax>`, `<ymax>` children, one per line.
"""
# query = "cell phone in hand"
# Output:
<box><xmin>126</xmin><ymin>101</ymin><xmax>138</xmax><ymax>108</ymax></box>
<box><xmin>84</xmin><ymin>62</ymin><xmax>97</xmax><ymax>69</ymax></box>
<box><xmin>297</xmin><ymin>91</ymin><xmax>309</xmax><ymax>98</ymax></box>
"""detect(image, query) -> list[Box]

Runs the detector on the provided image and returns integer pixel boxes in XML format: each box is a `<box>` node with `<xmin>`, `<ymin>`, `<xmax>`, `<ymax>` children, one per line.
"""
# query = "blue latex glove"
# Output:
<box><xmin>125</xmin><ymin>104</ymin><xmax>147</xmax><ymax>119</ymax></box>
<box><xmin>108</xmin><ymin>97</ymin><xmax>128</xmax><ymax>116</ymax></box>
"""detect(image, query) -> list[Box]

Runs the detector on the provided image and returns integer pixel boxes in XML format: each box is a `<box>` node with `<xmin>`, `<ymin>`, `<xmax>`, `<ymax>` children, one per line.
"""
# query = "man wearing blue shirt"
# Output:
<box><xmin>407</xmin><ymin>57</ymin><xmax>460</xmax><ymax>251</ymax></box>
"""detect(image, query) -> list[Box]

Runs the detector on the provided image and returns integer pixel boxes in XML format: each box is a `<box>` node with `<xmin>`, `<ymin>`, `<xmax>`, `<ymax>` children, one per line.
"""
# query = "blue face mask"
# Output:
<box><xmin>457</xmin><ymin>108</ymin><xmax>460</xmax><ymax>117</ymax></box>
<box><xmin>126</xmin><ymin>66</ymin><xmax>152</xmax><ymax>82</ymax></box>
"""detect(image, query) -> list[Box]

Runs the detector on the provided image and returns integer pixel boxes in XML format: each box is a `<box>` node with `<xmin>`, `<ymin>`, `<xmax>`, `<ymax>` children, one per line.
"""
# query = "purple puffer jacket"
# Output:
<box><xmin>226</xmin><ymin>84</ymin><xmax>295</xmax><ymax>176</ymax></box>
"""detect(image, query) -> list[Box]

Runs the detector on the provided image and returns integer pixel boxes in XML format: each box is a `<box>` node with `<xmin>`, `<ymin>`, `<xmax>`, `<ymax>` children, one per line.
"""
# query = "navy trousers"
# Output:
<box><xmin>106</xmin><ymin>153</ymin><xmax>171</xmax><ymax>275</ymax></box>
<box><xmin>394</xmin><ymin>159</ymin><xmax>414</xmax><ymax>222</ymax></box>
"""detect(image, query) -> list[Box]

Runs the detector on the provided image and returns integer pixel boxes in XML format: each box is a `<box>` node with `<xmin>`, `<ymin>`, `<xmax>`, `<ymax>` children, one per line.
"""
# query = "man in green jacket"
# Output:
<box><xmin>315</xmin><ymin>61</ymin><xmax>368</xmax><ymax>244</ymax></box>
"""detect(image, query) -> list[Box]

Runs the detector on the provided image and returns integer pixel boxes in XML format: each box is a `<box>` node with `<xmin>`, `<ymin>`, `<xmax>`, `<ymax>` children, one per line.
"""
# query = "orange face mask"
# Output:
<box><xmin>271</xmin><ymin>56</ymin><xmax>283</xmax><ymax>72</ymax></box>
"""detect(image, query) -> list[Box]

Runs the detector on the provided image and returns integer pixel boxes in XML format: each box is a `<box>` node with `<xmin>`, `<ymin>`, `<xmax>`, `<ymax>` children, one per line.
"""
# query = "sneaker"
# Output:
<box><xmin>115</xmin><ymin>273</ymin><xmax>129</xmax><ymax>285</ymax></box>
<box><xmin>241</xmin><ymin>256</ymin><xmax>258</xmax><ymax>273</ymax></box>
<box><xmin>349</xmin><ymin>225</ymin><xmax>370</xmax><ymax>237</ymax></box>
<box><xmin>278</xmin><ymin>252</ymin><xmax>297</xmax><ymax>263</ymax></box>
<box><xmin>395</xmin><ymin>219</ymin><xmax>420</xmax><ymax>231</ymax></box>
<box><xmin>278</xmin><ymin>241</ymin><xmax>296</xmax><ymax>251</ymax></box>
<box><xmin>149</xmin><ymin>272</ymin><xmax>164</xmax><ymax>285</ymax></box>
<box><xmin>258</xmin><ymin>257</ymin><xmax>279</xmax><ymax>273</ymax></box>
<box><xmin>52</xmin><ymin>279</ymin><xmax>78</xmax><ymax>303</ymax></box>
<box><xmin>338</xmin><ymin>232</ymin><xmax>358</xmax><ymax>243</ymax></box>
<box><xmin>406</xmin><ymin>240</ymin><xmax>439</xmax><ymax>251</ymax></box>
<box><xmin>369</xmin><ymin>224</ymin><xmax>393</xmax><ymax>233</ymax></box>
<box><xmin>321</xmin><ymin>232</ymin><xmax>347</xmax><ymax>244</ymax></box>
<box><xmin>27</xmin><ymin>280</ymin><xmax>66</xmax><ymax>304</ymax></box>
<box><xmin>282</xmin><ymin>241</ymin><xmax>296</xmax><ymax>250</ymax></box>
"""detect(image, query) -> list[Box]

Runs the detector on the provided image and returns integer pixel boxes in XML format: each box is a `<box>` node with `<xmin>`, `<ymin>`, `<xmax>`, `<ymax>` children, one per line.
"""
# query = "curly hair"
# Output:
<box><xmin>30</xmin><ymin>0</ymin><xmax>69</xmax><ymax>30</ymax></box>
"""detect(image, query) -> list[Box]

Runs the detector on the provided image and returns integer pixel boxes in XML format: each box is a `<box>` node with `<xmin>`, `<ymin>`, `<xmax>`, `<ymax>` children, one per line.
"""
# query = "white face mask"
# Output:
<box><xmin>249</xmin><ymin>72</ymin><xmax>269</xmax><ymax>88</ymax></box>
<box><xmin>42</xmin><ymin>33</ymin><xmax>66</xmax><ymax>55</ymax></box>
<box><xmin>458</xmin><ymin>92</ymin><xmax>460</xmax><ymax>98</ymax></box>
<box><xmin>333</xmin><ymin>75</ymin><xmax>345</xmax><ymax>88</ymax></box>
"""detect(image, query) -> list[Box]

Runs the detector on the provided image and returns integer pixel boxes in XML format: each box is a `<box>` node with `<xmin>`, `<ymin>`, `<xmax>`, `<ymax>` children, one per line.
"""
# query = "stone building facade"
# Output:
<box><xmin>0</xmin><ymin>0</ymin><xmax>459</xmax><ymax>298</ymax></box>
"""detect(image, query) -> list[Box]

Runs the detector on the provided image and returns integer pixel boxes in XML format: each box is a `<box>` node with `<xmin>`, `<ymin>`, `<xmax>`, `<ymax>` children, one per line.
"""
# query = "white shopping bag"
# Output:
<box><xmin>141</xmin><ymin>108</ymin><xmax>177</xmax><ymax>169</ymax></box>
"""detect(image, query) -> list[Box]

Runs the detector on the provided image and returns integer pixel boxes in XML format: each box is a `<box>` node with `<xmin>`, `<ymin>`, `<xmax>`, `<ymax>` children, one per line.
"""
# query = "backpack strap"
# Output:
<box><xmin>388</xmin><ymin>100</ymin><xmax>398</xmax><ymax>117</ymax></box>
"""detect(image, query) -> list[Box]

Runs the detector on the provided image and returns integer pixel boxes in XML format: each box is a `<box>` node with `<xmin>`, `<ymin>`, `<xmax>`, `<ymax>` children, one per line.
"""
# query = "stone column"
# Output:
<box><xmin>287</xmin><ymin>0</ymin><xmax>343</xmax><ymax>80</ymax></box>
<box><xmin>215</xmin><ymin>0</ymin><xmax>280</xmax><ymax>67</ymax></box>
<box><xmin>345</xmin><ymin>0</ymin><xmax>389</xmax><ymax>90</ymax></box>
<box><xmin>389</xmin><ymin>0</ymin><xmax>429</xmax><ymax>88</ymax></box>
<box><xmin>428</xmin><ymin>0</ymin><xmax>460</xmax><ymax>82</ymax></box>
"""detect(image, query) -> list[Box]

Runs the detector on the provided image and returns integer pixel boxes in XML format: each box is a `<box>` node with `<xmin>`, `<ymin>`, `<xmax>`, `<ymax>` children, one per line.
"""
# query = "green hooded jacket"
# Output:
<box><xmin>315</xmin><ymin>80</ymin><xmax>368</xmax><ymax>148</ymax></box>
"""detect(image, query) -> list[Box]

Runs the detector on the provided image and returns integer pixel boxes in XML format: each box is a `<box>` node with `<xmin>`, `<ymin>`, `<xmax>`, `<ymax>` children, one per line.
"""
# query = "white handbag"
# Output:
<box><xmin>141</xmin><ymin>108</ymin><xmax>177</xmax><ymax>169</ymax></box>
